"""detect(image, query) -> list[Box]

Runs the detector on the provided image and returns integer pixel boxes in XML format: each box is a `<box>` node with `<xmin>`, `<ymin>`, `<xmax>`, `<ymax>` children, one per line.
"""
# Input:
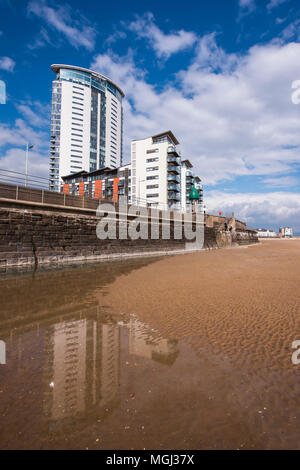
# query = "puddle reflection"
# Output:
<box><xmin>42</xmin><ymin>314</ymin><xmax>179</xmax><ymax>425</ymax></box>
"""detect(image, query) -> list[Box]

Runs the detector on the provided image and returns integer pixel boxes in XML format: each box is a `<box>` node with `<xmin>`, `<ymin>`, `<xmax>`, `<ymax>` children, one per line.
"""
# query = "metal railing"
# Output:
<box><xmin>0</xmin><ymin>180</ymin><xmax>104</xmax><ymax>210</ymax></box>
<box><xmin>0</xmin><ymin>168</ymin><xmax>50</xmax><ymax>190</ymax></box>
<box><xmin>0</xmin><ymin>169</ymin><xmax>198</xmax><ymax>215</ymax></box>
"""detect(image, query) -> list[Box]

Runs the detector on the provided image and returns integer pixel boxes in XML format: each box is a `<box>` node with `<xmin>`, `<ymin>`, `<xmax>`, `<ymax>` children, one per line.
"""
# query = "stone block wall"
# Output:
<box><xmin>0</xmin><ymin>203</ymin><xmax>258</xmax><ymax>269</ymax></box>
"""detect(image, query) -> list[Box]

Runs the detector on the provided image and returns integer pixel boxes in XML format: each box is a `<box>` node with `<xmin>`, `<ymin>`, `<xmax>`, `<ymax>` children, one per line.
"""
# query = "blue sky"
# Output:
<box><xmin>1</xmin><ymin>0</ymin><xmax>300</xmax><ymax>231</ymax></box>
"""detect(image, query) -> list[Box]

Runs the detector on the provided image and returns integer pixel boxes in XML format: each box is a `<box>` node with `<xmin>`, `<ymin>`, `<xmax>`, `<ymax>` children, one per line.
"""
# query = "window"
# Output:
<box><xmin>146</xmin><ymin>166</ymin><xmax>159</xmax><ymax>172</ymax></box>
<box><xmin>146</xmin><ymin>193</ymin><xmax>159</xmax><ymax>198</ymax></box>
<box><xmin>146</xmin><ymin>149</ymin><xmax>158</xmax><ymax>154</ymax></box>
<box><xmin>73</xmin><ymin>91</ymin><xmax>84</xmax><ymax>96</ymax></box>
<box><xmin>147</xmin><ymin>184</ymin><xmax>159</xmax><ymax>189</ymax></box>
<box><xmin>72</xmin><ymin>106</ymin><xmax>83</xmax><ymax>111</ymax></box>
<box><xmin>72</xmin><ymin>117</ymin><xmax>83</xmax><ymax>122</ymax></box>
<box><xmin>146</xmin><ymin>175</ymin><xmax>159</xmax><ymax>180</ymax></box>
<box><xmin>147</xmin><ymin>157</ymin><xmax>159</xmax><ymax>163</ymax></box>
<box><xmin>72</xmin><ymin>112</ymin><xmax>83</xmax><ymax>116</ymax></box>
<box><xmin>71</xmin><ymin>138</ymin><xmax>82</xmax><ymax>142</ymax></box>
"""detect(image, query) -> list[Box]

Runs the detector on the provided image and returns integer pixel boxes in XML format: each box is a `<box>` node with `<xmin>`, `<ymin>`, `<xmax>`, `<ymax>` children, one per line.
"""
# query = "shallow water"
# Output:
<box><xmin>0</xmin><ymin>250</ymin><xmax>300</xmax><ymax>450</ymax></box>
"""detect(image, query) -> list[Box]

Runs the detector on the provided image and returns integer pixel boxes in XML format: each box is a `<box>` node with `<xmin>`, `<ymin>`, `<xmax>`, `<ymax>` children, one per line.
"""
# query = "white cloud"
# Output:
<box><xmin>262</xmin><ymin>176</ymin><xmax>299</xmax><ymax>187</ymax></box>
<box><xmin>92</xmin><ymin>39</ymin><xmax>300</xmax><ymax>182</ymax></box>
<box><xmin>27</xmin><ymin>27</ymin><xmax>53</xmax><ymax>50</ymax></box>
<box><xmin>191</xmin><ymin>32</ymin><xmax>238</xmax><ymax>72</ymax></box>
<box><xmin>0</xmin><ymin>56</ymin><xmax>15</xmax><ymax>72</ymax></box>
<box><xmin>239</xmin><ymin>0</ymin><xmax>256</xmax><ymax>17</ymax></box>
<box><xmin>0</xmin><ymin>147</ymin><xmax>49</xmax><ymax>179</ymax></box>
<box><xmin>91</xmin><ymin>34</ymin><xmax>300</xmax><ymax>229</ymax></box>
<box><xmin>279</xmin><ymin>19</ymin><xmax>300</xmax><ymax>42</ymax></box>
<box><xmin>267</xmin><ymin>0</ymin><xmax>289</xmax><ymax>12</ymax></box>
<box><xmin>128</xmin><ymin>13</ymin><xmax>197</xmax><ymax>59</ymax></box>
<box><xmin>15</xmin><ymin>100</ymin><xmax>50</xmax><ymax>128</ymax></box>
<box><xmin>0</xmin><ymin>119</ymin><xmax>49</xmax><ymax>178</ymax></box>
<box><xmin>205</xmin><ymin>191</ymin><xmax>300</xmax><ymax>232</ymax></box>
<box><xmin>27</xmin><ymin>0</ymin><xmax>96</xmax><ymax>50</ymax></box>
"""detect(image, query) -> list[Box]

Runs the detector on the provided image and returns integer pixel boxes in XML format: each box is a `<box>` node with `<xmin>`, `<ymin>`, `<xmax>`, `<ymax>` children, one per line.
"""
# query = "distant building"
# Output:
<box><xmin>256</xmin><ymin>229</ymin><xmax>279</xmax><ymax>238</ymax></box>
<box><xmin>60</xmin><ymin>129</ymin><xmax>204</xmax><ymax>213</ymax></box>
<box><xmin>279</xmin><ymin>227</ymin><xmax>293</xmax><ymax>238</ymax></box>
<box><xmin>62</xmin><ymin>163</ymin><xmax>131</xmax><ymax>202</ymax></box>
<box><xmin>181</xmin><ymin>161</ymin><xmax>204</xmax><ymax>213</ymax></box>
<box><xmin>49</xmin><ymin>64</ymin><xmax>124</xmax><ymax>191</ymax></box>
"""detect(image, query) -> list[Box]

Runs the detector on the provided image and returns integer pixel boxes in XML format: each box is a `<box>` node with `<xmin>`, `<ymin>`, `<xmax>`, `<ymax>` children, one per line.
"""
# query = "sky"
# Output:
<box><xmin>1</xmin><ymin>0</ymin><xmax>300</xmax><ymax>232</ymax></box>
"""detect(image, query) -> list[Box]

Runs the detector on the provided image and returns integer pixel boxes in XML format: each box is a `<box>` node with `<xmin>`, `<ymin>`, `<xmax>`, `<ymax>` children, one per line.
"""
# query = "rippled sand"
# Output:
<box><xmin>1</xmin><ymin>241</ymin><xmax>300</xmax><ymax>450</ymax></box>
<box><xmin>99</xmin><ymin>240</ymin><xmax>300</xmax><ymax>449</ymax></box>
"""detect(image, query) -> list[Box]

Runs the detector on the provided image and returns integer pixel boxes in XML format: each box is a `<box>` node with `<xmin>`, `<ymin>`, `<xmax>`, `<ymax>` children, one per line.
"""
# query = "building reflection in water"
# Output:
<box><xmin>40</xmin><ymin>313</ymin><xmax>179</xmax><ymax>426</ymax></box>
<box><xmin>126</xmin><ymin>317</ymin><xmax>179</xmax><ymax>365</ymax></box>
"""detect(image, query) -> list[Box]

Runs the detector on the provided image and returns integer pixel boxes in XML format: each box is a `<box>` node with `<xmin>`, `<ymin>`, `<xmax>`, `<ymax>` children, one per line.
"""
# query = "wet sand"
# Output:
<box><xmin>0</xmin><ymin>241</ymin><xmax>300</xmax><ymax>449</ymax></box>
<box><xmin>99</xmin><ymin>240</ymin><xmax>300</xmax><ymax>449</ymax></box>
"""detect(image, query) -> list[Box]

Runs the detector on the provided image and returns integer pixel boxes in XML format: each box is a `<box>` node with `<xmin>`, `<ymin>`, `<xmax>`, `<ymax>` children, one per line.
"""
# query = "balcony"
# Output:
<box><xmin>167</xmin><ymin>174</ymin><xmax>180</xmax><ymax>183</ymax></box>
<box><xmin>167</xmin><ymin>146</ymin><xmax>180</xmax><ymax>157</ymax></box>
<box><xmin>167</xmin><ymin>156</ymin><xmax>180</xmax><ymax>165</ymax></box>
<box><xmin>186</xmin><ymin>170</ymin><xmax>193</xmax><ymax>177</ymax></box>
<box><xmin>168</xmin><ymin>165</ymin><xmax>180</xmax><ymax>174</ymax></box>
<box><xmin>168</xmin><ymin>192</ymin><xmax>181</xmax><ymax>202</ymax></box>
<box><xmin>168</xmin><ymin>184</ymin><xmax>180</xmax><ymax>192</ymax></box>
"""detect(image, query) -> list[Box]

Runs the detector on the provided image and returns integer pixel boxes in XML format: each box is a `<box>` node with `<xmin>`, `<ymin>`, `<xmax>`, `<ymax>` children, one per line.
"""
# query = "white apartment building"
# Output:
<box><xmin>131</xmin><ymin>131</ymin><xmax>182</xmax><ymax>211</ymax></box>
<box><xmin>49</xmin><ymin>64</ymin><xmax>124</xmax><ymax>191</ymax></box>
<box><xmin>280</xmin><ymin>227</ymin><xmax>293</xmax><ymax>238</ymax></box>
<box><xmin>256</xmin><ymin>229</ymin><xmax>278</xmax><ymax>238</ymax></box>
<box><xmin>61</xmin><ymin>129</ymin><xmax>204</xmax><ymax>213</ymax></box>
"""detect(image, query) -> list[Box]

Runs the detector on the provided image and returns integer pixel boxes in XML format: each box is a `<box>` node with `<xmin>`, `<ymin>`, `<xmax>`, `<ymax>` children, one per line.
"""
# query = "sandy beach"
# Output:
<box><xmin>1</xmin><ymin>240</ymin><xmax>300</xmax><ymax>450</ymax></box>
<box><xmin>102</xmin><ymin>240</ymin><xmax>300</xmax><ymax>367</ymax></box>
<box><xmin>97</xmin><ymin>239</ymin><xmax>300</xmax><ymax>449</ymax></box>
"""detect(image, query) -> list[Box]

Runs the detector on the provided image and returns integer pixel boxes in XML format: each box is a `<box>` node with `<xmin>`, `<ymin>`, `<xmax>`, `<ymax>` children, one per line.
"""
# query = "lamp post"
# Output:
<box><xmin>25</xmin><ymin>144</ymin><xmax>34</xmax><ymax>187</ymax></box>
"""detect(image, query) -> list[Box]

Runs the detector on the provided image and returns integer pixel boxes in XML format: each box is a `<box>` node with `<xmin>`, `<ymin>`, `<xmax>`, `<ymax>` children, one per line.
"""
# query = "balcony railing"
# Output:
<box><xmin>168</xmin><ymin>183</ymin><xmax>180</xmax><ymax>192</ymax></box>
<box><xmin>167</xmin><ymin>156</ymin><xmax>180</xmax><ymax>165</ymax></box>
<box><xmin>186</xmin><ymin>170</ymin><xmax>193</xmax><ymax>177</ymax></box>
<box><xmin>167</xmin><ymin>165</ymin><xmax>180</xmax><ymax>174</ymax></box>
<box><xmin>168</xmin><ymin>192</ymin><xmax>181</xmax><ymax>201</ymax></box>
<box><xmin>167</xmin><ymin>146</ymin><xmax>180</xmax><ymax>157</ymax></box>
<box><xmin>167</xmin><ymin>174</ymin><xmax>180</xmax><ymax>183</ymax></box>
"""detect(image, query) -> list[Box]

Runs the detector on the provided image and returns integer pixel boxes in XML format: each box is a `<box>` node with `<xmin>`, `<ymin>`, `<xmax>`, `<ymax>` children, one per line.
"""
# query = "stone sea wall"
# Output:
<box><xmin>0</xmin><ymin>202</ymin><xmax>258</xmax><ymax>269</ymax></box>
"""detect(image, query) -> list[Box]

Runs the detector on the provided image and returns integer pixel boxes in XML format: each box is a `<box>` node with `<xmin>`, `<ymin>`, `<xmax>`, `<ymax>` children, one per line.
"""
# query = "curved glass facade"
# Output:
<box><xmin>50</xmin><ymin>65</ymin><xmax>123</xmax><ymax>191</ymax></box>
<box><xmin>58</xmin><ymin>68</ymin><xmax>122</xmax><ymax>102</ymax></box>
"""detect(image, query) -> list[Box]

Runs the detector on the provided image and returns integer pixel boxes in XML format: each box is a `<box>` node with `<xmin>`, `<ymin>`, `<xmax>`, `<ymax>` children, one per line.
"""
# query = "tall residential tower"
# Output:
<box><xmin>49</xmin><ymin>64</ymin><xmax>124</xmax><ymax>191</ymax></box>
